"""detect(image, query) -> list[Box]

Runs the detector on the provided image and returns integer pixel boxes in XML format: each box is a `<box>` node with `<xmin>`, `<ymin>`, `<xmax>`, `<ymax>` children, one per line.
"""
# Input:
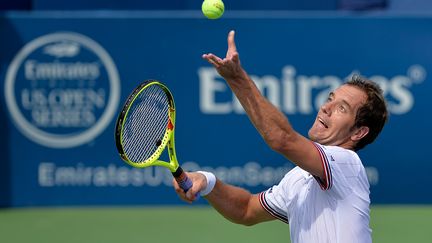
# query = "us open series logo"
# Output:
<box><xmin>4</xmin><ymin>32</ymin><xmax>120</xmax><ymax>148</ymax></box>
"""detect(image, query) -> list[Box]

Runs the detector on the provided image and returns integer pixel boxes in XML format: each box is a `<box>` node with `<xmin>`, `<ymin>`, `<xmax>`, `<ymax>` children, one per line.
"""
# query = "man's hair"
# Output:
<box><xmin>346</xmin><ymin>75</ymin><xmax>388</xmax><ymax>151</ymax></box>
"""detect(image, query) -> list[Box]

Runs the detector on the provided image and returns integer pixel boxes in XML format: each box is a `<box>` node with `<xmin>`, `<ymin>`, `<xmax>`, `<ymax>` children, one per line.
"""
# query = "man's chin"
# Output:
<box><xmin>307</xmin><ymin>132</ymin><xmax>317</xmax><ymax>142</ymax></box>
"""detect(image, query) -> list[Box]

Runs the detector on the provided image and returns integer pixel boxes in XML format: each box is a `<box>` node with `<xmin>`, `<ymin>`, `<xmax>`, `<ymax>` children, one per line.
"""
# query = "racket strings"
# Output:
<box><xmin>125</xmin><ymin>90</ymin><xmax>167</xmax><ymax>161</ymax></box>
<box><xmin>127</xmin><ymin>90</ymin><xmax>168</xmax><ymax>160</ymax></box>
<box><xmin>127</xmin><ymin>104</ymin><xmax>156</xmax><ymax>157</ymax></box>
<box><xmin>122</xmin><ymin>85</ymin><xmax>170</xmax><ymax>162</ymax></box>
<box><xmin>132</xmin><ymin>92</ymin><xmax>168</xmax><ymax>157</ymax></box>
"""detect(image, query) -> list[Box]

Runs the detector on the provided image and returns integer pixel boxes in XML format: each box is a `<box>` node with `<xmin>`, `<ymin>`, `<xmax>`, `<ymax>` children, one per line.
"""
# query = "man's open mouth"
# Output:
<box><xmin>318</xmin><ymin>118</ymin><xmax>328</xmax><ymax>128</ymax></box>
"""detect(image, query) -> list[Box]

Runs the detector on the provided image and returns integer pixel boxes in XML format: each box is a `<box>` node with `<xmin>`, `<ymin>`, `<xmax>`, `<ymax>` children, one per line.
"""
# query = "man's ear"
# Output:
<box><xmin>351</xmin><ymin>126</ymin><xmax>369</xmax><ymax>142</ymax></box>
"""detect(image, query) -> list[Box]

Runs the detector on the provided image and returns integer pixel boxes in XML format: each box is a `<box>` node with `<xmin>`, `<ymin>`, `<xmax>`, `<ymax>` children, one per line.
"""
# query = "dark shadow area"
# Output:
<box><xmin>0</xmin><ymin>0</ymin><xmax>32</xmax><ymax>10</ymax></box>
<box><xmin>0</xmin><ymin>14</ymin><xmax>24</xmax><ymax>207</ymax></box>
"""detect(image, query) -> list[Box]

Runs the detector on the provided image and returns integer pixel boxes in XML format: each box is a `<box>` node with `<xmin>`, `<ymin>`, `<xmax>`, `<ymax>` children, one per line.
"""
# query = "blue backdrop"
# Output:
<box><xmin>0</xmin><ymin>11</ymin><xmax>431</xmax><ymax>206</ymax></box>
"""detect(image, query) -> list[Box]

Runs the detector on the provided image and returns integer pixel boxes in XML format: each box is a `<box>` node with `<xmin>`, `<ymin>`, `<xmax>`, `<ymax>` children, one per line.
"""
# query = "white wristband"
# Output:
<box><xmin>197</xmin><ymin>171</ymin><xmax>216</xmax><ymax>196</ymax></box>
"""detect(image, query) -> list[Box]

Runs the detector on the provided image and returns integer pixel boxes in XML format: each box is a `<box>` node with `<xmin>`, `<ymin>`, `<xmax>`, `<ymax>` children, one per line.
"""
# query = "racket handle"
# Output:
<box><xmin>172</xmin><ymin>167</ymin><xmax>200</xmax><ymax>200</ymax></box>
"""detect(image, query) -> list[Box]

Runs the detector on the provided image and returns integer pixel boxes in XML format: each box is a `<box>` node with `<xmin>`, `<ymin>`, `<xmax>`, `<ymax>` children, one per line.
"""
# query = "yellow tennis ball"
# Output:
<box><xmin>202</xmin><ymin>0</ymin><xmax>225</xmax><ymax>19</ymax></box>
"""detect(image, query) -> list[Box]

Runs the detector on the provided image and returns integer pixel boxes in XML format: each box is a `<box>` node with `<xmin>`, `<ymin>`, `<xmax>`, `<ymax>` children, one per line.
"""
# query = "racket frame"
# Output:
<box><xmin>115</xmin><ymin>80</ymin><xmax>179</xmax><ymax>172</ymax></box>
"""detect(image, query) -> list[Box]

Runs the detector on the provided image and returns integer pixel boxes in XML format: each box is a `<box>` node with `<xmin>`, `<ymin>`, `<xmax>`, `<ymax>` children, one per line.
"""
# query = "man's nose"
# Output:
<box><xmin>321</xmin><ymin>102</ymin><xmax>332</xmax><ymax>115</ymax></box>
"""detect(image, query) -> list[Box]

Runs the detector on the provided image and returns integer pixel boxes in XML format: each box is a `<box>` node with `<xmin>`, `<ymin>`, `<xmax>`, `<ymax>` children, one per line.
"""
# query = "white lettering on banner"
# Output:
<box><xmin>365</xmin><ymin>166</ymin><xmax>379</xmax><ymax>185</ymax></box>
<box><xmin>38</xmin><ymin>162</ymin><xmax>379</xmax><ymax>187</ymax></box>
<box><xmin>4</xmin><ymin>32</ymin><xmax>120</xmax><ymax>148</ymax></box>
<box><xmin>183</xmin><ymin>161</ymin><xmax>294</xmax><ymax>187</ymax></box>
<box><xmin>38</xmin><ymin>162</ymin><xmax>171</xmax><ymax>187</ymax></box>
<box><xmin>21</xmin><ymin>88</ymin><xmax>105</xmax><ymax>127</ymax></box>
<box><xmin>25</xmin><ymin>60</ymin><xmax>100</xmax><ymax>81</ymax></box>
<box><xmin>198</xmin><ymin>65</ymin><xmax>426</xmax><ymax>115</ymax></box>
<box><xmin>199</xmin><ymin>68</ymin><xmax>232</xmax><ymax>113</ymax></box>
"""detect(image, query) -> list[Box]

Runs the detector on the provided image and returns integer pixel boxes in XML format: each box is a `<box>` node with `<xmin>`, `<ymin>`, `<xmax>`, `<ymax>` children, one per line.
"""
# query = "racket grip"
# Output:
<box><xmin>172</xmin><ymin>167</ymin><xmax>200</xmax><ymax>200</ymax></box>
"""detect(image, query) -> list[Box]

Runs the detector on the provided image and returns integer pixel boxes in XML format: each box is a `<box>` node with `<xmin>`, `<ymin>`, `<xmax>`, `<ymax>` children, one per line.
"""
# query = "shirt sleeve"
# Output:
<box><xmin>312</xmin><ymin>142</ymin><xmax>333</xmax><ymax>190</ymax></box>
<box><xmin>312</xmin><ymin>142</ymin><xmax>360</xmax><ymax>199</ymax></box>
<box><xmin>258</xmin><ymin>172</ymin><xmax>293</xmax><ymax>224</ymax></box>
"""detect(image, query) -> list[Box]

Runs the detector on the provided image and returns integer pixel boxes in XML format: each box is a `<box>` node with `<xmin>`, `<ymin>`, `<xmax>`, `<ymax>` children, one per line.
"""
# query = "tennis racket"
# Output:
<box><xmin>115</xmin><ymin>80</ymin><xmax>194</xmax><ymax>194</ymax></box>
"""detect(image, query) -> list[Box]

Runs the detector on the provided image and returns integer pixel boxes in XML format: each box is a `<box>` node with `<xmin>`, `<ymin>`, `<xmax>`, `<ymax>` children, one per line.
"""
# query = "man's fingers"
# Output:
<box><xmin>231</xmin><ymin>52</ymin><xmax>239</xmax><ymax>64</ymax></box>
<box><xmin>203</xmin><ymin>53</ymin><xmax>223</xmax><ymax>67</ymax></box>
<box><xmin>186</xmin><ymin>190</ymin><xmax>198</xmax><ymax>201</ymax></box>
<box><xmin>173</xmin><ymin>178</ymin><xmax>183</xmax><ymax>193</ymax></box>
<box><xmin>173</xmin><ymin>181</ymin><xmax>193</xmax><ymax>203</ymax></box>
<box><xmin>185</xmin><ymin>179</ymin><xmax>205</xmax><ymax>201</ymax></box>
<box><xmin>227</xmin><ymin>30</ymin><xmax>237</xmax><ymax>54</ymax></box>
<box><xmin>207</xmin><ymin>58</ymin><xmax>219</xmax><ymax>68</ymax></box>
<box><xmin>203</xmin><ymin>53</ymin><xmax>223</xmax><ymax>63</ymax></box>
<box><xmin>172</xmin><ymin>175</ymin><xmax>203</xmax><ymax>203</ymax></box>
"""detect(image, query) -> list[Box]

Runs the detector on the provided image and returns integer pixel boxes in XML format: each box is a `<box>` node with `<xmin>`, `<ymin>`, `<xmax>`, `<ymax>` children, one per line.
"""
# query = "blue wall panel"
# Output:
<box><xmin>31</xmin><ymin>0</ymin><xmax>337</xmax><ymax>10</ymax></box>
<box><xmin>1</xmin><ymin>12</ymin><xmax>431</xmax><ymax>206</ymax></box>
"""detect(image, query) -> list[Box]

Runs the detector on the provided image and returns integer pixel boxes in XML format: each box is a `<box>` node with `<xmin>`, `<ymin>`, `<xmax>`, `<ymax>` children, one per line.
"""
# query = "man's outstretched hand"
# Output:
<box><xmin>202</xmin><ymin>30</ymin><xmax>243</xmax><ymax>81</ymax></box>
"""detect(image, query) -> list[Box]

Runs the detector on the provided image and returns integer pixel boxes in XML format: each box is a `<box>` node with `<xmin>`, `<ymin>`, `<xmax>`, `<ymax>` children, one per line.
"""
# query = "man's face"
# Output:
<box><xmin>308</xmin><ymin>84</ymin><xmax>367</xmax><ymax>149</ymax></box>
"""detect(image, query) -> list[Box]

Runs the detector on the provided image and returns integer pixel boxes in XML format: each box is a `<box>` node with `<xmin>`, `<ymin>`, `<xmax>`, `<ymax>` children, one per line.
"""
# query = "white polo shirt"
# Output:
<box><xmin>259</xmin><ymin>142</ymin><xmax>372</xmax><ymax>243</ymax></box>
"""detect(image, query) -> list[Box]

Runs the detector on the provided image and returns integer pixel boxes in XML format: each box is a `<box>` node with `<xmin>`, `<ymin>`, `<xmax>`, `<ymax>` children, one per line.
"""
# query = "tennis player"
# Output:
<box><xmin>173</xmin><ymin>30</ymin><xmax>388</xmax><ymax>243</ymax></box>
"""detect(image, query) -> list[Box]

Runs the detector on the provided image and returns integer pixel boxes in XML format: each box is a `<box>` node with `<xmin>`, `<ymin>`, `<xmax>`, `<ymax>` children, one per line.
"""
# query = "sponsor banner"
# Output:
<box><xmin>0</xmin><ymin>13</ymin><xmax>431</xmax><ymax>206</ymax></box>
